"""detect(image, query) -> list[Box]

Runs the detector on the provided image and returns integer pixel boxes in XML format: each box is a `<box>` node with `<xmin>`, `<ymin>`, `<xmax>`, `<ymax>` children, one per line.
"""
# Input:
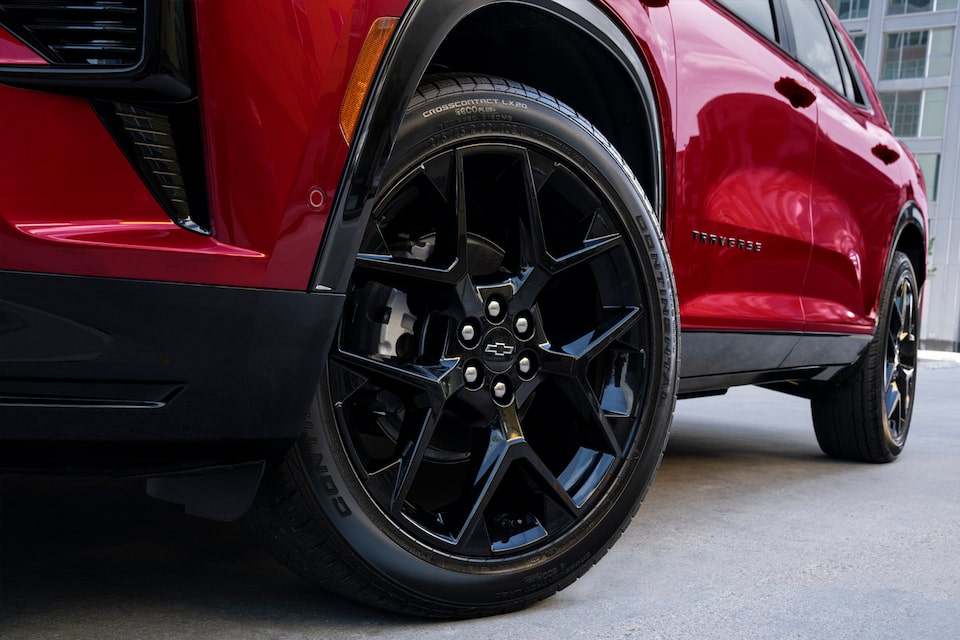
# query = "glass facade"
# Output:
<box><xmin>882</xmin><ymin>29</ymin><xmax>955</xmax><ymax>79</ymax></box>
<box><xmin>852</xmin><ymin>34</ymin><xmax>867</xmax><ymax>57</ymax></box>
<box><xmin>915</xmin><ymin>153</ymin><xmax>941</xmax><ymax>202</ymax></box>
<box><xmin>834</xmin><ymin>0</ymin><xmax>871</xmax><ymax>19</ymax></box>
<box><xmin>880</xmin><ymin>90</ymin><xmax>922</xmax><ymax>136</ymax></box>
<box><xmin>883</xmin><ymin>31</ymin><xmax>930</xmax><ymax>79</ymax></box>
<box><xmin>879</xmin><ymin>89</ymin><xmax>949</xmax><ymax>137</ymax></box>
<box><xmin>887</xmin><ymin>0</ymin><xmax>960</xmax><ymax>15</ymax></box>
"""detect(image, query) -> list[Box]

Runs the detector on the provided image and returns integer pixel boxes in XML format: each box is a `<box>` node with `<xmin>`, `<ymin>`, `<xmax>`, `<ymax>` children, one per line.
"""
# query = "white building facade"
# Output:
<box><xmin>829</xmin><ymin>0</ymin><xmax>960</xmax><ymax>351</ymax></box>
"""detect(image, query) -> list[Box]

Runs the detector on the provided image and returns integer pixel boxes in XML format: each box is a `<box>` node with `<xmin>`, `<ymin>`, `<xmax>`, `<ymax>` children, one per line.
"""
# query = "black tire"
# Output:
<box><xmin>247</xmin><ymin>75</ymin><xmax>679</xmax><ymax>617</ymax></box>
<box><xmin>811</xmin><ymin>251</ymin><xmax>919</xmax><ymax>463</ymax></box>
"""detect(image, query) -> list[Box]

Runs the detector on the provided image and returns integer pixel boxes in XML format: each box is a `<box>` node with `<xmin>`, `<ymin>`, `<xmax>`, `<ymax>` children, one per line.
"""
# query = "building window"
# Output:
<box><xmin>921</xmin><ymin>88</ymin><xmax>948</xmax><ymax>137</ymax></box>
<box><xmin>882</xmin><ymin>29</ymin><xmax>955</xmax><ymax>79</ymax></box>
<box><xmin>887</xmin><ymin>0</ymin><xmax>959</xmax><ymax>15</ymax></box>
<box><xmin>828</xmin><ymin>0</ymin><xmax>871</xmax><ymax>19</ymax></box>
<box><xmin>883</xmin><ymin>31</ymin><xmax>928</xmax><ymax>78</ymax></box>
<box><xmin>880</xmin><ymin>89</ymin><xmax>949</xmax><ymax>137</ymax></box>
<box><xmin>915</xmin><ymin>154</ymin><xmax>941</xmax><ymax>201</ymax></box>
<box><xmin>881</xmin><ymin>91</ymin><xmax>921</xmax><ymax>136</ymax></box>
<box><xmin>852</xmin><ymin>33</ymin><xmax>867</xmax><ymax>57</ymax></box>
<box><xmin>929</xmin><ymin>29</ymin><xmax>955</xmax><ymax>76</ymax></box>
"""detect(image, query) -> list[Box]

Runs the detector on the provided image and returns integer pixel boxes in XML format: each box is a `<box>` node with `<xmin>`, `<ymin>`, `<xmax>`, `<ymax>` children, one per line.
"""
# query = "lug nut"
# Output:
<box><xmin>515</xmin><ymin>316</ymin><xmax>530</xmax><ymax>335</ymax></box>
<box><xmin>464</xmin><ymin>365</ymin><xmax>479</xmax><ymax>384</ymax></box>
<box><xmin>518</xmin><ymin>356</ymin><xmax>532</xmax><ymax>375</ymax></box>
<box><xmin>493</xmin><ymin>381</ymin><xmax>508</xmax><ymax>399</ymax></box>
<box><xmin>460</xmin><ymin>322</ymin><xmax>477</xmax><ymax>344</ymax></box>
<box><xmin>486</xmin><ymin>298</ymin><xmax>502</xmax><ymax>320</ymax></box>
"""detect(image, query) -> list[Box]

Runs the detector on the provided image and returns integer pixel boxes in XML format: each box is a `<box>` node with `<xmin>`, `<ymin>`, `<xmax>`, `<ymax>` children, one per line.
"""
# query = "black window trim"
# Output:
<box><xmin>709</xmin><ymin>0</ymin><xmax>786</xmax><ymax>50</ymax></box>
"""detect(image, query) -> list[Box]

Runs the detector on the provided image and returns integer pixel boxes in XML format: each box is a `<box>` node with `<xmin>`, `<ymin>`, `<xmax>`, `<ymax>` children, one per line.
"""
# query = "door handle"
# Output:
<box><xmin>871</xmin><ymin>143</ymin><xmax>900</xmax><ymax>165</ymax></box>
<box><xmin>775</xmin><ymin>77</ymin><xmax>816</xmax><ymax>109</ymax></box>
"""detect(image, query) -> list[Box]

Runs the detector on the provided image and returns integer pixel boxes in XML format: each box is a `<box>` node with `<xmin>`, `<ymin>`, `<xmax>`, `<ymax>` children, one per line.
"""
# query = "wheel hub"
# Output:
<box><xmin>480</xmin><ymin>326</ymin><xmax>519</xmax><ymax>372</ymax></box>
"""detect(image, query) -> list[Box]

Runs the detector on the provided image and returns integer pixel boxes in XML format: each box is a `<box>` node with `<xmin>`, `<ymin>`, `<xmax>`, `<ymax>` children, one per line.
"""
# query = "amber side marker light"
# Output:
<box><xmin>340</xmin><ymin>17</ymin><xmax>398</xmax><ymax>144</ymax></box>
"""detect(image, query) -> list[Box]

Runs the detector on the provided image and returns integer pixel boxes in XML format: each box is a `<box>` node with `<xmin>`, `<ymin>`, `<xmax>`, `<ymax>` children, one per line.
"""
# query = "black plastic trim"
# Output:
<box><xmin>679</xmin><ymin>329</ymin><xmax>872</xmax><ymax>394</ymax></box>
<box><xmin>90</xmin><ymin>98</ymin><xmax>211</xmax><ymax>234</ymax></box>
<box><xmin>888</xmin><ymin>199</ymin><xmax>927</xmax><ymax>286</ymax></box>
<box><xmin>0</xmin><ymin>271</ymin><xmax>344</xmax><ymax>472</ymax></box>
<box><xmin>0</xmin><ymin>0</ymin><xmax>194</xmax><ymax>102</ymax></box>
<box><xmin>310</xmin><ymin>0</ymin><xmax>664</xmax><ymax>293</ymax></box>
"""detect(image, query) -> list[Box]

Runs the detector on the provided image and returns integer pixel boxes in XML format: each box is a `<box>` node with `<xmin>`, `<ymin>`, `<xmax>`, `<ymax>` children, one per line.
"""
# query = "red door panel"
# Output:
<box><xmin>668</xmin><ymin>1</ymin><xmax>816</xmax><ymax>332</ymax></box>
<box><xmin>804</xmin><ymin>94</ymin><xmax>905</xmax><ymax>334</ymax></box>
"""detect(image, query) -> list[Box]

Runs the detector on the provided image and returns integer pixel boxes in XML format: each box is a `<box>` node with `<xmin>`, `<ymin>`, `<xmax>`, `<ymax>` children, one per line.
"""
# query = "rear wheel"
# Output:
<box><xmin>248</xmin><ymin>75</ymin><xmax>678</xmax><ymax>617</ymax></box>
<box><xmin>811</xmin><ymin>251</ymin><xmax>919</xmax><ymax>462</ymax></box>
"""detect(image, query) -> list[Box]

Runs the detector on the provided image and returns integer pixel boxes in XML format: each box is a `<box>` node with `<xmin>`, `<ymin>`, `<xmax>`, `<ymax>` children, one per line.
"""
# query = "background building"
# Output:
<box><xmin>829</xmin><ymin>0</ymin><xmax>960</xmax><ymax>351</ymax></box>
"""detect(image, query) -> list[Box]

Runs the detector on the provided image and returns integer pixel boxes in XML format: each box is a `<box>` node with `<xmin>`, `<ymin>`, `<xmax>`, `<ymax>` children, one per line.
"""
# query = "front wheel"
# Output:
<box><xmin>248</xmin><ymin>75</ymin><xmax>679</xmax><ymax>617</ymax></box>
<box><xmin>811</xmin><ymin>251</ymin><xmax>920</xmax><ymax>462</ymax></box>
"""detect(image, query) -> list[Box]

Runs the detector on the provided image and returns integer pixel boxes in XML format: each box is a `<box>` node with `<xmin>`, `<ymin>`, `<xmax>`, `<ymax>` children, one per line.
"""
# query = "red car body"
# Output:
<box><xmin>0</xmin><ymin>1</ymin><xmax>924</xmax><ymax>304</ymax></box>
<box><xmin>0</xmin><ymin>0</ymin><xmax>926</xmax><ymax>617</ymax></box>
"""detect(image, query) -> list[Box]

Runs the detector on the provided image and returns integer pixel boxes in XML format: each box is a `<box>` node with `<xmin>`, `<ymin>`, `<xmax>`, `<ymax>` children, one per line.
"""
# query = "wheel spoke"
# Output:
<box><xmin>886</xmin><ymin>382</ymin><xmax>901</xmax><ymax>425</ymax></box>
<box><xmin>367</xmin><ymin>408</ymin><xmax>441</xmax><ymax>515</ymax></box>
<box><xmin>356</xmin><ymin>151</ymin><xmax>467</xmax><ymax>286</ymax></box>
<box><xmin>452</xmin><ymin>428</ymin><xmax>512</xmax><ymax>550</ymax></box>
<box><xmin>560</xmin><ymin>306</ymin><xmax>641</xmax><ymax>364</ymax></box>
<box><xmin>355</xmin><ymin>252</ymin><xmax>463</xmax><ymax>285</ymax></box>
<box><xmin>332</xmin><ymin>348</ymin><xmax>461</xmax><ymax>411</ymax></box>
<box><xmin>549</xmin><ymin>233</ymin><xmax>624</xmax><ymax>274</ymax></box>
<box><xmin>454</xmin><ymin>404</ymin><xmax>582</xmax><ymax>552</ymax></box>
<box><xmin>518</xmin><ymin>149</ymin><xmax>551</xmax><ymax>271</ymax></box>
<box><xmin>569</xmin><ymin>378</ymin><xmax>624</xmax><ymax>457</ymax></box>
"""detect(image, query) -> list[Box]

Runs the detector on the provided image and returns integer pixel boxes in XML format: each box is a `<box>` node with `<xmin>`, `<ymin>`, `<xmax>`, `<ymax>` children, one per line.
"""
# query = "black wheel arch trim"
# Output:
<box><xmin>887</xmin><ymin>199</ymin><xmax>927</xmax><ymax>289</ymax></box>
<box><xmin>310</xmin><ymin>0</ymin><xmax>666</xmax><ymax>294</ymax></box>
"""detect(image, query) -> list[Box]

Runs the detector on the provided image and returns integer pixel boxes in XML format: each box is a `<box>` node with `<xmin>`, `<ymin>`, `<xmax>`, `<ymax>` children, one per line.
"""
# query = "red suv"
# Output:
<box><xmin>0</xmin><ymin>0</ymin><xmax>926</xmax><ymax>617</ymax></box>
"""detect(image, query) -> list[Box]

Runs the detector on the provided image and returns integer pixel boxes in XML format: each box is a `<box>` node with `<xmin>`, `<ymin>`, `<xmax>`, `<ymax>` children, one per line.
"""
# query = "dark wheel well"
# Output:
<box><xmin>428</xmin><ymin>4</ymin><xmax>661</xmax><ymax>217</ymax></box>
<box><xmin>896</xmin><ymin>222</ymin><xmax>926</xmax><ymax>290</ymax></box>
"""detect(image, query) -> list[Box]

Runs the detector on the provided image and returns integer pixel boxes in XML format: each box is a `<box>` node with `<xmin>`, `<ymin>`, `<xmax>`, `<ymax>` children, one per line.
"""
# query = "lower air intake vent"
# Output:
<box><xmin>0</xmin><ymin>0</ymin><xmax>145</xmax><ymax>67</ymax></box>
<box><xmin>95</xmin><ymin>101</ymin><xmax>211</xmax><ymax>235</ymax></box>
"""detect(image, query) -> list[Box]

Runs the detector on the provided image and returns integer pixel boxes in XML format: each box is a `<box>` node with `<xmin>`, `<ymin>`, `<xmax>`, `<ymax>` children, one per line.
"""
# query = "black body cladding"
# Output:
<box><xmin>0</xmin><ymin>272</ymin><xmax>343</xmax><ymax>471</ymax></box>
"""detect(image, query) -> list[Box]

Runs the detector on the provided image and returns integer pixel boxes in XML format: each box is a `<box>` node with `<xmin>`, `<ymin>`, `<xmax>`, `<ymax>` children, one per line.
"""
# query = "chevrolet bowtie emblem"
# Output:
<box><xmin>484</xmin><ymin>342</ymin><xmax>515</xmax><ymax>357</ymax></box>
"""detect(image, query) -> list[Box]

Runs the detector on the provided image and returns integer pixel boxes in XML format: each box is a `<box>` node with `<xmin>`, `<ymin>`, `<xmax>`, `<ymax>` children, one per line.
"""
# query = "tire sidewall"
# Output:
<box><xmin>298</xmin><ymin>81</ymin><xmax>679</xmax><ymax>608</ymax></box>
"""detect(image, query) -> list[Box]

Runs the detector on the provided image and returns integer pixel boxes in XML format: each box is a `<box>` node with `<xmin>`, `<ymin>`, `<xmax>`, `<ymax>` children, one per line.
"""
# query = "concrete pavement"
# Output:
<box><xmin>2</xmin><ymin>358</ymin><xmax>958</xmax><ymax>639</ymax></box>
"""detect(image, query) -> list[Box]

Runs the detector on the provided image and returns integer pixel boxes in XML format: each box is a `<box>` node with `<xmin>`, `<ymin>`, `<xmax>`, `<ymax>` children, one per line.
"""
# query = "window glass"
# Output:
<box><xmin>880</xmin><ymin>90</ymin><xmax>948</xmax><ymax>138</ymax></box>
<box><xmin>887</xmin><ymin>0</ymin><xmax>957</xmax><ymax>14</ymax></box>
<box><xmin>852</xmin><ymin>34</ymin><xmax>867</xmax><ymax>57</ymax></box>
<box><xmin>880</xmin><ymin>90</ymin><xmax>922</xmax><ymax>136</ymax></box>
<box><xmin>915</xmin><ymin>153</ymin><xmax>941</xmax><ymax>201</ymax></box>
<box><xmin>920</xmin><ymin>88</ymin><xmax>948</xmax><ymax>137</ymax></box>
<box><xmin>715</xmin><ymin>0</ymin><xmax>777</xmax><ymax>41</ymax></box>
<box><xmin>929</xmin><ymin>29</ymin><xmax>954</xmax><ymax>77</ymax></box>
<box><xmin>788</xmin><ymin>0</ymin><xmax>845</xmax><ymax>95</ymax></box>
<box><xmin>883</xmin><ymin>31</ymin><xmax>929</xmax><ymax>79</ymax></box>
<box><xmin>882</xmin><ymin>28</ymin><xmax>955</xmax><ymax>79</ymax></box>
<box><xmin>887</xmin><ymin>0</ymin><xmax>933</xmax><ymax>14</ymax></box>
<box><xmin>827</xmin><ymin>0</ymin><xmax>870</xmax><ymax>19</ymax></box>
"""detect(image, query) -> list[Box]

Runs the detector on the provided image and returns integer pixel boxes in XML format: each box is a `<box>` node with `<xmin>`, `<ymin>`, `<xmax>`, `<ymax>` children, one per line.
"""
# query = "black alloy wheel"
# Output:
<box><xmin>881</xmin><ymin>267</ymin><xmax>918</xmax><ymax>445</ymax></box>
<box><xmin>249</xmin><ymin>75</ymin><xmax>678</xmax><ymax>617</ymax></box>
